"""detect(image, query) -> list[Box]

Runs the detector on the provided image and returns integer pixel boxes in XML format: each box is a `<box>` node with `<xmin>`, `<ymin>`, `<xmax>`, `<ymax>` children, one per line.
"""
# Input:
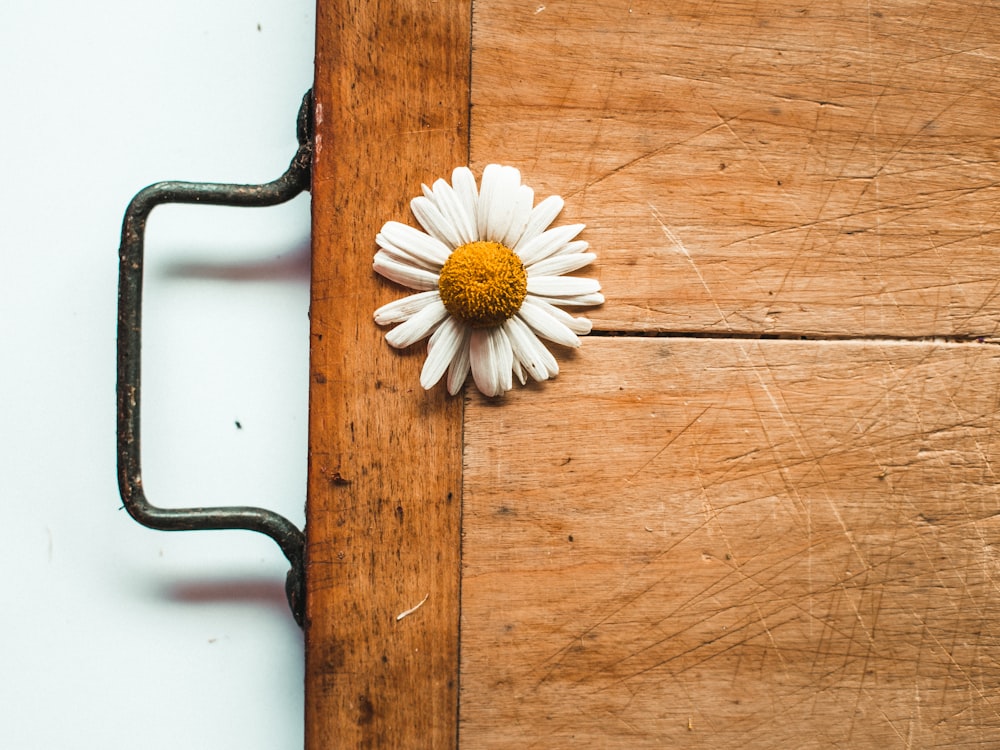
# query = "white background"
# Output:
<box><xmin>2</xmin><ymin>2</ymin><xmax>315</xmax><ymax>747</ymax></box>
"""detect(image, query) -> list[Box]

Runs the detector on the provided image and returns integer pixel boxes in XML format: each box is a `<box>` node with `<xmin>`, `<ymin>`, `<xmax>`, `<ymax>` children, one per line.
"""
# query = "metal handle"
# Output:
<box><xmin>116</xmin><ymin>90</ymin><xmax>313</xmax><ymax>626</ymax></box>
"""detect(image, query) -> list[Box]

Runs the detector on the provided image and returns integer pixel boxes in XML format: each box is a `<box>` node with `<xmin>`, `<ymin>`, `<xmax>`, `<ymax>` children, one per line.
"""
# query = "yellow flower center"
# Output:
<box><xmin>438</xmin><ymin>241</ymin><xmax>528</xmax><ymax>327</ymax></box>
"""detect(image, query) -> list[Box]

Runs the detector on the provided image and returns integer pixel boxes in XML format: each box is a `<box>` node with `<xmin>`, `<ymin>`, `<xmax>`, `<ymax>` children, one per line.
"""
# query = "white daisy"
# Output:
<box><xmin>373</xmin><ymin>164</ymin><xmax>603</xmax><ymax>397</ymax></box>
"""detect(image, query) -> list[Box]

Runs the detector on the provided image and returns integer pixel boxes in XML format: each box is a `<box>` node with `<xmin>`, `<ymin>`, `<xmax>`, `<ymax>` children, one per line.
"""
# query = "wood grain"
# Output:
<box><xmin>472</xmin><ymin>0</ymin><xmax>1000</xmax><ymax>337</ymax></box>
<box><xmin>460</xmin><ymin>338</ymin><xmax>1000</xmax><ymax>748</ymax></box>
<box><xmin>305</xmin><ymin>1</ymin><xmax>470</xmax><ymax>747</ymax></box>
<box><xmin>307</xmin><ymin>0</ymin><xmax>1000</xmax><ymax>746</ymax></box>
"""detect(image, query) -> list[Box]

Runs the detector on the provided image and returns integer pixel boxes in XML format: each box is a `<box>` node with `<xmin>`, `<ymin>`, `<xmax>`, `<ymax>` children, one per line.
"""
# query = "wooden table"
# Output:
<box><xmin>306</xmin><ymin>1</ymin><xmax>1000</xmax><ymax>746</ymax></box>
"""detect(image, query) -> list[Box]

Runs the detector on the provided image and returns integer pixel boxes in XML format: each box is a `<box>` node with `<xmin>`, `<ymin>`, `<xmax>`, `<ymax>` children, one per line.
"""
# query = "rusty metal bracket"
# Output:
<box><xmin>116</xmin><ymin>90</ymin><xmax>312</xmax><ymax>626</ymax></box>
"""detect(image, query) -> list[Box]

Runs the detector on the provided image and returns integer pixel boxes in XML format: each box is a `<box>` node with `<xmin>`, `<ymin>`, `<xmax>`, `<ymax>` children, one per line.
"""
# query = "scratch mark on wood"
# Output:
<box><xmin>627</xmin><ymin>405</ymin><xmax>712</xmax><ymax>482</ymax></box>
<box><xmin>650</xmin><ymin>204</ymin><xmax>733</xmax><ymax>331</ymax></box>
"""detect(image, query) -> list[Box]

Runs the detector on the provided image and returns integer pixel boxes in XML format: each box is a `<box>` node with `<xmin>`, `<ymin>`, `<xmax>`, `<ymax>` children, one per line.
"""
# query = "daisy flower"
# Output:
<box><xmin>373</xmin><ymin>164</ymin><xmax>603</xmax><ymax>397</ymax></box>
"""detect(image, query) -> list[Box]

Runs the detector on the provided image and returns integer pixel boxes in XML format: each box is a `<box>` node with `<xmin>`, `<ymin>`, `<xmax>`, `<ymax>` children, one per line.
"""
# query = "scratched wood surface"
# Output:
<box><xmin>305</xmin><ymin>1</ymin><xmax>469</xmax><ymax>748</ymax></box>
<box><xmin>307</xmin><ymin>0</ymin><xmax>1000</xmax><ymax>747</ymax></box>
<box><xmin>472</xmin><ymin>0</ymin><xmax>1000</xmax><ymax>337</ymax></box>
<box><xmin>459</xmin><ymin>0</ymin><xmax>1000</xmax><ymax>747</ymax></box>
<box><xmin>460</xmin><ymin>339</ymin><xmax>1000</xmax><ymax>747</ymax></box>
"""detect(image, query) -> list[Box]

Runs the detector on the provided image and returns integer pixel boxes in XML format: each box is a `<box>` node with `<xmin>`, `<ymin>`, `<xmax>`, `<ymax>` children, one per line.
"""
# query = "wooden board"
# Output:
<box><xmin>305</xmin><ymin>1</ymin><xmax>470</xmax><ymax>747</ymax></box>
<box><xmin>307</xmin><ymin>0</ymin><xmax>1000</xmax><ymax>747</ymax></box>
<box><xmin>460</xmin><ymin>338</ymin><xmax>1000</xmax><ymax>747</ymax></box>
<box><xmin>472</xmin><ymin>0</ymin><xmax>1000</xmax><ymax>337</ymax></box>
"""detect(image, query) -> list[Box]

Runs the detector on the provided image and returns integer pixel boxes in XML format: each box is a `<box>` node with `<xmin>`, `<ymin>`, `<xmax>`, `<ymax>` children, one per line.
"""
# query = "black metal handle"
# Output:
<box><xmin>116</xmin><ymin>90</ymin><xmax>313</xmax><ymax>626</ymax></box>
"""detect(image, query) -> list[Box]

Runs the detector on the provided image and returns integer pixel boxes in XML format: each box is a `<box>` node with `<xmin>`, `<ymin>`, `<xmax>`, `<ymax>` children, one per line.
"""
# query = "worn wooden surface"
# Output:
<box><xmin>473</xmin><ymin>0</ymin><xmax>1000</xmax><ymax>337</ymax></box>
<box><xmin>461</xmin><ymin>339</ymin><xmax>1000</xmax><ymax>747</ymax></box>
<box><xmin>307</xmin><ymin>0</ymin><xmax>1000</xmax><ymax>747</ymax></box>
<box><xmin>305</xmin><ymin>1</ymin><xmax>470</xmax><ymax>747</ymax></box>
<box><xmin>460</xmin><ymin>0</ymin><xmax>1000</xmax><ymax>746</ymax></box>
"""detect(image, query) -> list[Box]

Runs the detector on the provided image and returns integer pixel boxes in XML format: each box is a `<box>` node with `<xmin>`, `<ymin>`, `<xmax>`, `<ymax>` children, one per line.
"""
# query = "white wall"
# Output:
<box><xmin>1</xmin><ymin>2</ymin><xmax>314</xmax><ymax>747</ymax></box>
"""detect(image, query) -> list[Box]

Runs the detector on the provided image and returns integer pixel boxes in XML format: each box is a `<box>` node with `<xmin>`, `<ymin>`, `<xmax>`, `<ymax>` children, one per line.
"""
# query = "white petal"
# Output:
<box><xmin>374</xmin><ymin>253</ymin><xmax>440</xmax><ymax>291</ymax></box>
<box><xmin>470</xmin><ymin>328</ymin><xmax>499</xmax><ymax>397</ymax></box>
<box><xmin>374</xmin><ymin>290</ymin><xmax>442</xmax><ymax>324</ymax></box>
<box><xmin>501</xmin><ymin>184</ymin><xmax>535</xmax><ymax>248</ymax></box>
<box><xmin>375</xmin><ymin>237</ymin><xmax>439</xmax><ymax>271</ymax></box>
<box><xmin>512</xmin><ymin>356</ymin><xmax>527</xmax><ymax>386</ymax></box>
<box><xmin>483</xmin><ymin>166</ymin><xmax>522</xmax><ymax>243</ymax></box>
<box><xmin>526</xmin><ymin>252</ymin><xmax>597</xmax><ymax>278</ymax></box>
<box><xmin>549</xmin><ymin>239</ymin><xmax>589</xmax><ymax>257</ymax></box>
<box><xmin>496</xmin><ymin>326</ymin><xmax>514</xmax><ymax>395</ymax></box>
<box><xmin>431</xmin><ymin>178</ymin><xmax>477</xmax><ymax>245</ymax></box>
<box><xmin>421</xmin><ymin>316</ymin><xmax>466</xmax><ymax>390</ymax></box>
<box><xmin>446</xmin><ymin>328</ymin><xmax>472</xmax><ymax>395</ymax></box>
<box><xmin>531</xmin><ymin>292</ymin><xmax>606</xmax><ymax>307</ymax></box>
<box><xmin>497</xmin><ymin>328</ymin><xmax>514</xmax><ymax>391</ymax></box>
<box><xmin>513</xmin><ymin>195</ymin><xmax>564</xmax><ymax>251</ymax></box>
<box><xmin>527</xmin><ymin>275</ymin><xmax>602</xmax><ymax>297</ymax></box>
<box><xmin>517</xmin><ymin>298</ymin><xmax>581</xmax><ymax>348</ymax></box>
<box><xmin>476</xmin><ymin>164</ymin><xmax>503</xmax><ymax>240</ymax></box>
<box><xmin>384</xmin><ymin>300</ymin><xmax>448</xmax><ymax>348</ymax></box>
<box><xmin>380</xmin><ymin>221</ymin><xmax>451</xmax><ymax>266</ymax></box>
<box><xmin>470</xmin><ymin>326</ymin><xmax>513</xmax><ymax>397</ymax></box>
<box><xmin>451</xmin><ymin>167</ymin><xmax>479</xmax><ymax>236</ymax></box>
<box><xmin>411</xmin><ymin>196</ymin><xmax>463</xmax><ymax>249</ymax></box>
<box><xmin>515</xmin><ymin>223</ymin><xmax>586</xmax><ymax>266</ymax></box>
<box><xmin>524</xmin><ymin>296</ymin><xmax>593</xmax><ymax>334</ymax></box>
<box><xmin>504</xmin><ymin>315</ymin><xmax>558</xmax><ymax>381</ymax></box>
